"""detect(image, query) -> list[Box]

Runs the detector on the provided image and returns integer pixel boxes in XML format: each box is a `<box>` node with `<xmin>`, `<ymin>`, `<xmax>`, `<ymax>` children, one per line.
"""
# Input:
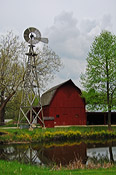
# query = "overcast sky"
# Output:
<box><xmin>0</xmin><ymin>0</ymin><xmax>116</xmax><ymax>90</ymax></box>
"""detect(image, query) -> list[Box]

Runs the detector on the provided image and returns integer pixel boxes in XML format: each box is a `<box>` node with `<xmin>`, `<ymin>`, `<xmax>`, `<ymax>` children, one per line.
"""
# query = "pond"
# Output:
<box><xmin>0</xmin><ymin>140</ymin><xmax>116</xmax><ymax>166</ymax></box>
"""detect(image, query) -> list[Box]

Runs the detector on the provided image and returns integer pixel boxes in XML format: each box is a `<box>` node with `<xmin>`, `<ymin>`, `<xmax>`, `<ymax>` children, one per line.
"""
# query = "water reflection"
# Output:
<box><xmin>87</xmin><ymin>141</ymin><xmax>116</xmax><ymax>166</ymax></box>
<box><xmin>38</xmin><ymin>142</ymin><xmax>87</xmax><ymax>165</ymax></box>
<box><xmin>0</xmin><ymin>141</ymin><xmax>116</xmax><ymax>166</ymax></box>
<box><xmin>0</xmin><ymin>144</ymin><xmax>43</xmax><ymax>165</ymax></box>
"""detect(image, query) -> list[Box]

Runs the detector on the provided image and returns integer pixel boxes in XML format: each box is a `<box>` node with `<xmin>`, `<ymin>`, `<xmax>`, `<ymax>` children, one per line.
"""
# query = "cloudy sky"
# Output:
<box><xmin>0</xmin><ymin>0</ymin><xmax>116</xmax><ymax>90</ymax></box>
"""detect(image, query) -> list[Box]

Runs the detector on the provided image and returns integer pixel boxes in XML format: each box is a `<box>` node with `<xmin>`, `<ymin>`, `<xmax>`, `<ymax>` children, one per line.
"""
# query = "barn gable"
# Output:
<box><xmin>41</xmin><ymin>79</ymin><xmax>82</xmax><ymax>106</ymax></box>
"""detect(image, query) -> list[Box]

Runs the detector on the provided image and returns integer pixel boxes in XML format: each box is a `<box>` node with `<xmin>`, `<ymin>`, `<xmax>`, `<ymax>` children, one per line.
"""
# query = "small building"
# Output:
<box><xmin>39</xmin><ymin>79</ymin><xmax>86</xmax><ymax>127</ymax></box>
<box><xmin>87</xmin><ymin>112</ymin><xmax>116</xmax><ymax>125</ymax></box>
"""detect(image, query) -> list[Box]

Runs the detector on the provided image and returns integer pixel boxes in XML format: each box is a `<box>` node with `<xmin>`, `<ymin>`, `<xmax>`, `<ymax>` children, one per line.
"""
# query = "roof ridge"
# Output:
<box><xmin>41</xmin><ymin>79</ymin><xmax>81</xmax><ymax>106</ymax></box>
<box><xmin>43</xmin><ymin>79</ymin><xmax>72</xmax><ymax>94</ymax></box>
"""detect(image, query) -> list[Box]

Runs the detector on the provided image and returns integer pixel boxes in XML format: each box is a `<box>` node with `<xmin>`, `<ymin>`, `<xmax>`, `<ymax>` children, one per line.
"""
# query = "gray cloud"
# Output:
<box><xmin>80</xmin><ymin>19</ymin><xmax>97</xmax><ymax>34</ymax></box>
<box><xmin>47</xmin><ymin>11</ymin><xmax>94</xmax><ymax>61</ymax></box>
<box><xmin>101</xmin><ymin>14</ymin><xmax>112</xmax><ymax>31</ymax></box>
<box><xmin>47</xmin><ymin>12</ymin><xmax>80</xmax><ymax>58</ymax></box>
<box><xmin>45</xmin><ymin>11</ymin><xmax>113</xmax><ymax>89</ymax></box>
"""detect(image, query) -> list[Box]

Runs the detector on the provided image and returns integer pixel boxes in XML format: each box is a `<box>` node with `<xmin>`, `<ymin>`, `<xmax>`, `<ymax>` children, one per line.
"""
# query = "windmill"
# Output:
<box><xmin>18</xmin><ymin>27</ymin><xmax>48</xmax><ymax>129</ymax></box>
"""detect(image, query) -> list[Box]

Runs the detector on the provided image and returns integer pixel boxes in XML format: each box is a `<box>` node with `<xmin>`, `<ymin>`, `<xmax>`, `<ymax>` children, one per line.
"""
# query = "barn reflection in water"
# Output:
<box><xmin>0</xmin><ymin>141</ymin><xmax>115</xmax><ymax>166</ymax></box>
<box><xmin>37</xmin><ymin>142</ymin><xmax>87</xmax><ymax>165</ymax></box>
<box><xmin>0</xmin><ymin>142</ymin><xmax>87</xmax><ymax>166</ymax></box>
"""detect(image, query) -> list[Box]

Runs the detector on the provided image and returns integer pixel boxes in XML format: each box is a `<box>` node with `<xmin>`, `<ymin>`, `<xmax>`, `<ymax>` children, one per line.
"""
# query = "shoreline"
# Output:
<box><xmin>0</xmin><ymin>126</ymin><xmax>116</xmax><ymax>144</ymax></box>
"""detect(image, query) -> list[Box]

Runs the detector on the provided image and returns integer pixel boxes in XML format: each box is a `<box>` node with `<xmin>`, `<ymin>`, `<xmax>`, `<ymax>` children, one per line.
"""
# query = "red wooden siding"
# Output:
<box><xmin>41</xmin><ymin>80</ymin><xmax>86</xmax><ymax>127</ymax></box>
<box><xmin>49</xmin><ymin>83</ymin><xmax>86</xmax><ymax>126</ymax></box>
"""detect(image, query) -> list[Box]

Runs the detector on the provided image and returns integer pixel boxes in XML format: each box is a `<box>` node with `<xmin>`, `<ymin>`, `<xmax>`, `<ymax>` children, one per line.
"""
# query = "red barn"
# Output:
<box><xmin>40</xmin><ymin>79</ymin><xmax>86</xmax><ymax>127</ymax></box>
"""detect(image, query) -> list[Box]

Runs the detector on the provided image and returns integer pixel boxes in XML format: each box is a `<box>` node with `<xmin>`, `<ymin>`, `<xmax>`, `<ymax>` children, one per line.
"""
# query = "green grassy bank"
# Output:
<box><xmin>0</xmin><ymin>160</ymin><xmax>116</xmax><ymax>175</ymax></box>
<box><xmin>0</xmin><ymin>126</ymin><xmax>116</xmax><ymax>143</ymax></box>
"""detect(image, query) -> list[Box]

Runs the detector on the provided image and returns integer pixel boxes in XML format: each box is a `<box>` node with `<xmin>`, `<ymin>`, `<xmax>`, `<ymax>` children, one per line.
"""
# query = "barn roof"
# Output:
<box><xmin>41</xmin><ymin>79</ymin><xmax>82</xmax><ymax>106</ymax></box>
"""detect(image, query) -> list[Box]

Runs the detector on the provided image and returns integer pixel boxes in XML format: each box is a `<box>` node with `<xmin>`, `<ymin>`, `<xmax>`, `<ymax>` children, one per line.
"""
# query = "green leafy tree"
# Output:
<box><xmin>80</xmin><ymin>31</ymin><xmax>116</xmax><ymax>130</ymax></box>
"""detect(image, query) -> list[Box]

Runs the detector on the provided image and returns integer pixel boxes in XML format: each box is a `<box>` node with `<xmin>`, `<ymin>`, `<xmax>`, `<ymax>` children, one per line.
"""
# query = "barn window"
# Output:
<box><xmin>75</xmin><ymin>114</ymin><xmax>79</xmax><ymax>118</ymax></box>
<box><xmin>56</xmin><ymin>114</ymin><xmax>59</xmax><ymax>118</ymax></box>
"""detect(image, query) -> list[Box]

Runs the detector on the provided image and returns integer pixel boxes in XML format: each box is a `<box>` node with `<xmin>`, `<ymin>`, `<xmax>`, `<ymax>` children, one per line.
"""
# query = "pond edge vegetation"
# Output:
<box><xmin>1</xmin><ymin>126</ymin><xmax>116</xmax><ymax>144</ymax></box>
<box><xmin>1</xmin><ymin>127</ymin><xmax>116</xmax><ymax>174</ymax></box>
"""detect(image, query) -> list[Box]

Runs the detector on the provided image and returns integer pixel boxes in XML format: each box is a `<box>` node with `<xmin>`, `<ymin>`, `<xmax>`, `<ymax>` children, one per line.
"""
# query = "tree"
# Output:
<box><xmin>35</xmin><ymin>45</ymin><xmax>62</xmax><ymax>91</ymax></box>
<box><xmin>5</xmin><ymin>45</ymin><xmax>62</xmax><ymax>121</ymax></box>
<box><xmin>80</xmin><ymin>31</ymin><xmax>116</xmax><ymax>130</ymax></box>
<box><xmin>0</xmin><ymin>31</ymin><xmax>62</xmax><ymax>125</ymax></box>
<box><xmin>0</xmin><ymin>32</ymin><xmax>25</xmax><ymax>125</ymax></box>
<box><xmin>5</xmin><ymin>90</ymin><xmax>22</xmax><ymax>121</ymax></box>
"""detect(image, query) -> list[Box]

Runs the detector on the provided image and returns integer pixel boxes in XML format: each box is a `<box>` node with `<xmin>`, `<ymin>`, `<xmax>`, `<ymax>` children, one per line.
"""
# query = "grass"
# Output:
<box><xmin>1</xmin><ymin>125</ymin><xmax>116</xmax><ymax>133</ymax></box>
<box><xmin>0</xmin><ymin>160</ymin><xmax>116</xmax><ymax>175</ymax></box>
<box><xmin>1</xmin><ymin>126</ymin><xmax>116</xmax><ymax>143</ymax></box>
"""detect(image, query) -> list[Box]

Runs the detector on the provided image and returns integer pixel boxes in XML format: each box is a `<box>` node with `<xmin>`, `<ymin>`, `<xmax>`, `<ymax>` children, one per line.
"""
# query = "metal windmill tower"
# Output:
<box><xmin>18</xmin><ymin>27</ymin><xmax>48</xmax><ymax>129</ymax></box>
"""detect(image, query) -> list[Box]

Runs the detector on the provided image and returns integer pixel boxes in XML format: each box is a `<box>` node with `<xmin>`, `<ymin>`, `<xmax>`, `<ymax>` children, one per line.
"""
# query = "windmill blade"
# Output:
<box><xmin>24</xmin><ymin>27</ymin><xmax>41</xmax><ymax>44</ymax></box>
<box><xmin>24</xmin><ymin>27</ymin><xmax>48</xmax><ymax>45</ymax></box>
<box><xmin>28</xmin><ymin>27</ymin><xmax>41</xmax><ymax>38</ymax></box>
<box><xmin>40</xmin><ymin>38</ymin><xmax>49</xmax><ymax>44</ymax></box>
<box><xmin>24</xmin><ymin>28</ymin><xmax>30</xmax><ymax>43</ymax></box>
